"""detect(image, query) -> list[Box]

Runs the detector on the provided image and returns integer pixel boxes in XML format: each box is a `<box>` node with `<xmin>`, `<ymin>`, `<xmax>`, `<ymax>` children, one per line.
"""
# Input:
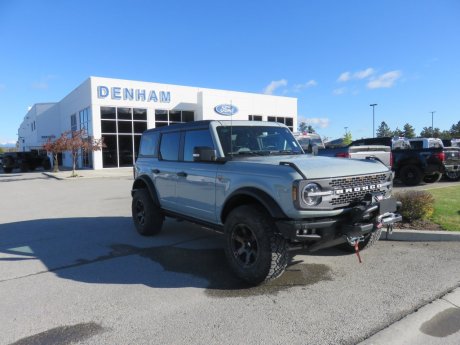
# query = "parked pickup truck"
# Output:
<box><xmin>131</xmin><ymin>120</ymin><xmax>401</xmax><ymax>285</ymax></box>
<box><xmin>350</xmin><ymin>137</ymin><xmax>445</xmax><ymax>186</ymax></box>
<box><xmin>1</xmin><ymin>151</ymin><xmax>51</xmax><ymax>173</ymax></box>
<box><xmin>316</xmin><ymin>142</ymin><xmax>392</xmax><ymax>168</ymax></box>
<box><xmin>442</xmin><ymin>139</ymin><xmax>460</xmax><ymax>181</ymax></box>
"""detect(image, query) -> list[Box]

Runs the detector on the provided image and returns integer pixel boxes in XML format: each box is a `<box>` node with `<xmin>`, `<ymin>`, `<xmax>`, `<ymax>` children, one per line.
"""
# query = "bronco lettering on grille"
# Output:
<box><xmin>334</xmin><ymin>184</ymin><xmax>382</xmax><ymax>195</ymax></box>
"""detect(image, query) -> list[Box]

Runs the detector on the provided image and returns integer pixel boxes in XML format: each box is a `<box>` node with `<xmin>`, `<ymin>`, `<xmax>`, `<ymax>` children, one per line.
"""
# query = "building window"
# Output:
<box><xmin>154</xmin><ymin>109</ymin><xmax>194</xmax><ymax>127</ymax></box>
<box><xmin>71</xmin><ymin>114</ymin><xmax>77</xmax><ymax>131</ymax></box>
<box><xmin>267</xmin><ymin>116</ymin><xmax>294</xmax><ymax>131</ymax></box>
<box><xmin>79</xmin><ymin>107</ymin><xmax>91</xmax><ymax>133</ymax></box>
<box><xmin>249</xmin><ymin>115</ymin><xmax>263</xmax><ymax>121</ymax></box>
<box><xmin>100</xmin><ymin>106</ymin><xmax>148</xmax><ymax>168</ymax></box>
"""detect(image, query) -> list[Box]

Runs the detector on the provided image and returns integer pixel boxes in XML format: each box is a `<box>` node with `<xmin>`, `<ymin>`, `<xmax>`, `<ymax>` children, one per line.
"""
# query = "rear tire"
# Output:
<box><xmin>399</xmin><ymin>165</ymin><xmax>422</xmax><ymax>186</ymax></box>
<box><xmin>132</xmin><ymin>189</ymin><xmax>164</xmax><ymax>236</ymax></box>
<box><xmin>423</xmin><ymin>172</ymin><xmax>442</xmax><ymax>183</ymax></box>
<box><xmin>224</xmin><ymin>205</ymin><xmax>288</xmax><ymax>285</ymax></box>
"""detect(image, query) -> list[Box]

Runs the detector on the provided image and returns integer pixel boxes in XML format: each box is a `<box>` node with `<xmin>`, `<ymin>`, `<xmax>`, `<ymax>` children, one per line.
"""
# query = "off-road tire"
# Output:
<box><xmin>3</xmin><ymin>167</ymin><xmax>13</xmax><ymax>173</ymax></box>
<box><xmin>399</xmin><ymin>164</ymin><xmax>422</xmax><ymax>186</ymax></box>
<box><xmin>338</xmin><ymin>226</ymin><xmax>383</xmax><ymax>252</ymax></box>
<box><xmin>224</xmin><ymin>204</ymin><xmax>288</xmax><ymax>285</ymax></box>
<box><xmin>423</xmin><ymin>172</ymin><xmax>442</xmax><ymax>183</ymax></box>
<box><xmin>444</xmin><ymin>171</ymin><xmax>460</xmax><ymax>181</ymax></box>
<box><xmin>132</xmin><ymin>189</ymin><xmax>164</xmax><ymax>236</ymax></box>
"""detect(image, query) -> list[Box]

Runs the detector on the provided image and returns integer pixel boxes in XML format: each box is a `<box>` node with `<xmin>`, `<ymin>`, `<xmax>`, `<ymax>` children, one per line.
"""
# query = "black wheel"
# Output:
<box><xmin>444</xmin><ymin>171</ymin><xmax>460</xmax><ymax>181</ymax></box>
<box><xmin>224</xmin><ymin>205</ymin><xmax>288</xmax><ymax>285</ymax></box>
<box><xmin>399</xmin><ymin>165</ymin><xmax>423</xmax><ymax>186</ymax></box>
<box><xmin>132</xmin><ymin>189</ymin><xmax>164</xmax><ymax>236</ymax></box>
<box><xmin>423</xmin><ymin>172</ymin><xmax>442</xmax><ymax>183</ymax></box>
<box><xmin>3</xmin><ymin>167</ymin><xmax>12</xmax><ymax>173</ymax></box>
<box><xmin>338</xmin><ymin>227</ymin><xmax>383</xmax><ymax>252</ymax></box>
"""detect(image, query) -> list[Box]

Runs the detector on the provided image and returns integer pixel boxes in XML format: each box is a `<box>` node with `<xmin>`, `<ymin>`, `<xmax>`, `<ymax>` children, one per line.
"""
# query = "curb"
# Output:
<box><xmin>381</xmin><ymin>228</ymin><xmax>460</xmax><ymax>242</ymax></box>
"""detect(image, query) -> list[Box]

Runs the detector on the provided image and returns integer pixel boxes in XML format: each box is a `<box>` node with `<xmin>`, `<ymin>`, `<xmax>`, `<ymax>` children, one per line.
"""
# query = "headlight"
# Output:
<box><xmin>301</xmin><ymin>183</ymin><xmax>322</xmax><ymax>206</ymax></box>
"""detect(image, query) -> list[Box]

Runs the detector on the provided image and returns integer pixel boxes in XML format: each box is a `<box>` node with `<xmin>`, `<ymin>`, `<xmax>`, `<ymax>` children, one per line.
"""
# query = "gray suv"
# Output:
<box><xmin>131</xmin><ymin>120</ymin><xmax>401</xmax><ymax>285</ymax></box>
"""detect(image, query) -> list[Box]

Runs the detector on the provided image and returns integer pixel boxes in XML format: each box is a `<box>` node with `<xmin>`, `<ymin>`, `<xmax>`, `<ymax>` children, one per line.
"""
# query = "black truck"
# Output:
<box><xmin>350</xmin><ymin>137</ymin><xmax>445</xmax><ymax>186</ymax></box>
<box><xmin>1</xmin><ymin>151</ymin><xmax>51</xmax><ymax>173</ymax></box>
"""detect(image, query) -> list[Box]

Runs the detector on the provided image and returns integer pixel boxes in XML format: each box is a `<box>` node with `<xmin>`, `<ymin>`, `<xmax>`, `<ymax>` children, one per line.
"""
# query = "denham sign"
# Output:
<box><xmin>97</xmin><ymin>86</ymin><xmax>171</xmax><ymax>103</ymax></box>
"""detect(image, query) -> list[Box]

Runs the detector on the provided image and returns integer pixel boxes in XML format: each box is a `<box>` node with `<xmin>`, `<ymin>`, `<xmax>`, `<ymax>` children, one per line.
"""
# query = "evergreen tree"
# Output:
<box><xmin>343</xmin><ymin>131</ymin><xmax>352</xmax><ymax>145</ymax></box>
<box><xmin>403</xmin><ymin>123</ymin><xmax>416</xmax><ymax>138</ymax></box>
<box><xmin>393</xmin><ymin>127</ymin><xmax>404</xmax><ymax>137</ymax></box>
<box><xmin>298</xmin><ymin>121</ymin><xmax>315</xmax><ymax>133</ymax></box>
<box><xmin>420</xmin><ymin>127</ymin><xmax>441</xmax><ymax>138</ymax></box>
<box><xmin>450</xmin><ymin>121</ymin><xmax>460</xmax><ymax>137</ymax></box>
<box><xmin>376</xmin><ymin>121</ymin><xmax>392</xmax><ymax>137</ymax></box>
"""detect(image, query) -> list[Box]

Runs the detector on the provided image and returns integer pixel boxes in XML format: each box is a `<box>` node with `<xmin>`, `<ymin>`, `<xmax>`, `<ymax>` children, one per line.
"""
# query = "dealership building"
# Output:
<box><xmin>18</xmin><ymin>76</ymin><xmax>298</xmax><ymax>169</ymax></box>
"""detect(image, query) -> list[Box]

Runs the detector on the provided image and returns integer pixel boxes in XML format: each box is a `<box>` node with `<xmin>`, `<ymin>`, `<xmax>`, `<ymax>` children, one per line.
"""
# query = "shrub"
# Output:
<box><xmin>394</xmin><ymin>191</ymin><xmax>435</xmax><ymax>222</ymax></box>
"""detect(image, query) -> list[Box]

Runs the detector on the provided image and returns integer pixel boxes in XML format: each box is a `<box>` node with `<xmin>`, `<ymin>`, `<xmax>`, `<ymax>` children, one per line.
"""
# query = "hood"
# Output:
<box><xmin>232</xmin><ymin>154</ymin><xmax>390</xmax><ymax>179</ymax></box>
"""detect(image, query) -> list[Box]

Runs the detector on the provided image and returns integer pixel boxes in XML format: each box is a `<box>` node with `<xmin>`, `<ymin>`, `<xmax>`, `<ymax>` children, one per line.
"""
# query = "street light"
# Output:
<box><xmin>370</xmin><ymin>104</ymin><xmax>378</xmax><ymax>138</ymax></box>
<box><xmin>430</xmin><ymin>111</ymin><xmax>436</xmax><ymax>136</ymax></box>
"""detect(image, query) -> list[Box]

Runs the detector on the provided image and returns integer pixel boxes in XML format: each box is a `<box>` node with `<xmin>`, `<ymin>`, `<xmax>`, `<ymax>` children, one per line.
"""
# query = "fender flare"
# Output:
<box><xmin>131</xmin><ymin>175</ymin><xmax>160</xmax><ymax>206</ymax></box>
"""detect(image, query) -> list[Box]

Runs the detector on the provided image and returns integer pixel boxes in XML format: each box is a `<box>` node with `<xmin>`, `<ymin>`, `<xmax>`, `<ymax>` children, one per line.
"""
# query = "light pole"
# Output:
<box><xmin>430</xmin><ymin>111</ymin><xmax>436</xmax><ymax>136</ymax></box>
<box><xmin>370</xmin><ymin>104</ymin><xmax>378</xmax><ymax>138</ymax></box>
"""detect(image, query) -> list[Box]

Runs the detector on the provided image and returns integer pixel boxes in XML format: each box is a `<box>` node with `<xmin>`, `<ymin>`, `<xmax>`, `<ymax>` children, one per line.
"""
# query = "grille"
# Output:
<box><xmin>329</xmin><ymin>173</ymin><xmax>389</xmax><ymax>206</ymax></box>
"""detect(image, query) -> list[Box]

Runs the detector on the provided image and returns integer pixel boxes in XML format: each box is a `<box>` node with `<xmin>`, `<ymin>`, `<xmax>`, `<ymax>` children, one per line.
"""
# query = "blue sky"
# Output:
<box><xmin>1</xmin><ymin>0</ymin><xmax>459</xmax><ymax>144</ymax></box>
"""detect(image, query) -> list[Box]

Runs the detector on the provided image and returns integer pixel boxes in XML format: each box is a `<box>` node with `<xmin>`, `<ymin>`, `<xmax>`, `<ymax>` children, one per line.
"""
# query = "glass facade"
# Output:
<box><xmin>100</xmin><ymin>107</ymin><xmax>148</xmax><ymax>168</ymax></box>
<box><xmin>267</xmin><ymin>116</ymin><xmax>294</xmax><ymax>131</ymax></box>
<box><xmin>155</xmin><ymin>109</ymin><xmax>194</xmax><ymax>128</ymax></box>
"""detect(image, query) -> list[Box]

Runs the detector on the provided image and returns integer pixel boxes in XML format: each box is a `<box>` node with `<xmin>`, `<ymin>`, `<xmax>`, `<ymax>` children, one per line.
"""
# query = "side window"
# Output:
<box><xmin>184</xmin><ymin>129</ymin><xmax>214</xmax><ymax>161</ymax></box>
<box><xmin>139</xmin><ymin>132</ymin><xmax>159</xmax><ymax>157</ymax></box>
<box><xmin>159</xmin><ymin>132</ymin><xmax>181</xmax><ymax>161</ymax></box>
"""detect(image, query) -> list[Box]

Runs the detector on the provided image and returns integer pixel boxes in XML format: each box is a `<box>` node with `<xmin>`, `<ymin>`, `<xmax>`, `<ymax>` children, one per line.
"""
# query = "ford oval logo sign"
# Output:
<box><xmin>214</xmin><ymin>104</ymin><xmax>238</xmax><ymax>116</ymax></box>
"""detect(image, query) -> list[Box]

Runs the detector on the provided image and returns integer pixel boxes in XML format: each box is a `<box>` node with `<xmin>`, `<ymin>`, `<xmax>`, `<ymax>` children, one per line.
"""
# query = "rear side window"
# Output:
<box><xmin>184</xmin><ymin>130</ymin><xmax>214</xmax><ymax>161</ymax></box>
<box><xmin>159</xmin><ymin>132</ymin><xmax>181</xmax><ymax>161</ymax></box>
<box><xmin>139</xmin><ymin>132</ymin><xmax>159</xmax><ymax>157</ymax></box>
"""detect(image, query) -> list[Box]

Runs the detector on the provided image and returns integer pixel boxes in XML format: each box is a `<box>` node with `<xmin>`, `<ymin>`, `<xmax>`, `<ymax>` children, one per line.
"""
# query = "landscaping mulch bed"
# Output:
<box><xmin>395</xmin><ymin>220</ymin><xmax>443</xmax><ymax>231</ymax></box>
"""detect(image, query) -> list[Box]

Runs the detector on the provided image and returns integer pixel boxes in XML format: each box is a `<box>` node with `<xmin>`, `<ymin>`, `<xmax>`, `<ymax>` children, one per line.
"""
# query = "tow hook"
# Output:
<box><xmin>346</xmin><ymin>235</ymin><xmax>365</xmax><ymax>263</ymax></box>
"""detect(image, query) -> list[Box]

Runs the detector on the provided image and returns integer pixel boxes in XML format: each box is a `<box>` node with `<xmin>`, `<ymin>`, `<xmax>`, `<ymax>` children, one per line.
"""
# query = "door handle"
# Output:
<box><xmin>177</xmin><ymin>171</ymin><xmax>188</xmax><ymax>177</ymax></box>
<box><xmin>152</xmin><ymin>169</ymin><xmax>160</xmax><ymax>174</ymax></box>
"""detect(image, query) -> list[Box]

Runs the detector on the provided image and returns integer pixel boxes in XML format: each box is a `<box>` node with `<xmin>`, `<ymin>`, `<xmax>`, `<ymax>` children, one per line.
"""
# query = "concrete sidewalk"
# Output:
<box><xmin>360</xmin><ymin>288</ymin><xmax>460</xmax><ymax>345</ymax></box>
<box><xmin>42</xmin><ymin>167</ymin><xmax>133</xmax><ymax>180</ymax></box>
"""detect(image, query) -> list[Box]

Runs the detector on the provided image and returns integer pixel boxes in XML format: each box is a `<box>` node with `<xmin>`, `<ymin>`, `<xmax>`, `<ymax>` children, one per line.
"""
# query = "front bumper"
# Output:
<box><xmin>276</xmin><ymin>197</ymin><xmax>402</xmax><ymax>252</ymax></box>
<box><xmin>445</xmin><ymin>164</ymin><xmax>459</xmax><ymax>173</ymax></box>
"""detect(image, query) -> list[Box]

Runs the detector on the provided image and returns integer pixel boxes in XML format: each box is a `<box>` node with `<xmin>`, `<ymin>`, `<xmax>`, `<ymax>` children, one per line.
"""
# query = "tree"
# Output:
<box><xmin>298</xmin><ymin>121</ymin><xmax>315</xmax><ymax>133</ymax></box>
<box><xmin>376</xmin><ymin>121</ymin><xmax>392</xmax><ymax>137</ymax></box>
<box><xmin>420</xmin><ymin>127</ymin><xmax>441</xmax><ymax>138</ymax></box>
<box><xmin>450</xmin><ymin>121</ymin><xmax>460</xmax><ymax>138</ymax></box>
<box><xmin>393</xmin><ymin>127</ymin><xmax>404</xmax><ymax>137</ymax></box>
<box><xmin>343</xmin><ymin>131</ymin><xmax>352</xmax><ymax>145</ymax></box>
<box><xmin>64</xmin><ymin>129</ymin><xmax>104</xmax><ymax>177</ymax></box>
<box><xmin>43</xmin><ymin>134</ymin><xmax>67</xmax><ymax>172</ymax></box>
<box><xmin>0</xmin><ymin>147</ymin><xmax>4</xmax><ymax>154</ymax></box>
<box><xmin>403</xmin><ymin>123</ymin><xmax>416</xmax><ymax>138</ymax></box>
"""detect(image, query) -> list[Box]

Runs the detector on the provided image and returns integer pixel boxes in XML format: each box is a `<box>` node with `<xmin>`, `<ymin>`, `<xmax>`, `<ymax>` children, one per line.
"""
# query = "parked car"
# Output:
<box><xmin>441</xmin><ymin>139</ymin><xmax>460</xmax><ymax>181</ymax></box>
<box><xmin>2</xmin><ymin>151</ymin><xmax>51</xmax><ymax>173</ymax></box>
<box><xmin>348</xmin><ymin>137</ymin><xmax>445</xmax><ymax>186</ymax></box>
<box><xmin>131</xmin><ymin>120</ymin><xmax>401</xmax><ymax>285</ymax></box>
<box><xmin>293</xmin><ymin>132</ymin><xmax>325</xmax><ymax>153</ymax></box>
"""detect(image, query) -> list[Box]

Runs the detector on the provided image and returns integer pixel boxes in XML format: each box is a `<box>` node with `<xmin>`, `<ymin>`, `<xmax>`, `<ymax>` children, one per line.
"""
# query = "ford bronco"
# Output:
<box><xmin>131</xmin><ymin>120</ymin><xmax>401</xmax><ymax>285</ymax></box>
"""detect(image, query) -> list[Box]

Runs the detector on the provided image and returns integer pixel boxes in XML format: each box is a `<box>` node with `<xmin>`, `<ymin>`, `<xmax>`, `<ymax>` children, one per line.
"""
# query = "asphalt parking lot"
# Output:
<box><xmin>1</xmin><ymin>171</ymin><xmax>459</xmax><ymax>345</ymax></box>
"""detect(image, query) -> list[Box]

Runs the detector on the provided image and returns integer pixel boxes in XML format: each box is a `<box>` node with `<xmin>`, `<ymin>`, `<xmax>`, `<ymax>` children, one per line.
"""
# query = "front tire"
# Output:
<box><xmin>444</xmin><ymin>171</ymin><xmax>460</xmax><ymax>181</ymax></box>
<box><xmin>132</xmin><ymin>189</ymin><xmax>164</xmax><ymax>236</ymax></box>
<box><xmin>224</xmin><ymin>205</ymin><xmax>288</xmax><ymax>285</ymax></box>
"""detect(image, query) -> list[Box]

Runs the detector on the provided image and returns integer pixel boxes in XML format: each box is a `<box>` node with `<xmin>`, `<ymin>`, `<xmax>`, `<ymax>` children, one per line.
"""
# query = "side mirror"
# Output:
<box><xmin>193</xmin><ymin>146</ymin><xmax>216</xmax><ymax>162</ymax></box>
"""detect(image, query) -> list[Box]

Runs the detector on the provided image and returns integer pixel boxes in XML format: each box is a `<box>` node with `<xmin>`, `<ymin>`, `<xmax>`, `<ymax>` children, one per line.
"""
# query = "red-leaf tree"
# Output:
<box><xmin>43</xmin><ymin>133</ymin><xmax>67</xmax><ymax>172</ymax></box>
<box><xmin>64</xmin><ymin>129</ymin><xmax>104</xmax><ymax>177</ymax></box>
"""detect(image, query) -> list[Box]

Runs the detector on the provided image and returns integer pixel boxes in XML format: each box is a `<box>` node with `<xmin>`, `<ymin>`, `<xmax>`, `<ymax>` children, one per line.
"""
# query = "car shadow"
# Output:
<box><xmin>0</xmin><ymin>217</ymin><xmax>338</xmax><ymax>297</ymax></box>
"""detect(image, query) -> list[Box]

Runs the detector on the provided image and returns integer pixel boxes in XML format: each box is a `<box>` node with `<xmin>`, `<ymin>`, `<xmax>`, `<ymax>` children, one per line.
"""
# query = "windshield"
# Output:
<box><xmin>216</xmin><ymin>126</ymin><xmax>303</xmax><ymax>157</ymax></box>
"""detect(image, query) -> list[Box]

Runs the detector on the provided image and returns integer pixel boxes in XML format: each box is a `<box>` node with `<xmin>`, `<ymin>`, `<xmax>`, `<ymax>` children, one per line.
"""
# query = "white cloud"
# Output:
<box><xmin>367</xmin><ymin>70</ymin><xmax>402</xmax><ymax>89</ymax></box>
<box><xmin>293</xmin><ymin>80</ymin><xmax>317</xmax><ymax>92</ymax></box>
<box><xmin>263</xmin><ymin>79</ymin><xmax>288</xmax><ymax>95</ymax></box>
<box><xmin>299</xmin><ymin>117</ymin><xmax>330</xmax><ymax>129</ymax></box>
<box><xmin>337</xmin><ymin>68</ymin><xmax>375</xmax><ymax>82</ymax></box>
<box><xmin>337</xmin><ymin>72</ymin><xmax>351</xmax><ymax>82</ymax></box>
<box><xmin>333</xmin><ymin>87</ymin><xmax>346</xmax><ymax>95</ymax></box>
<box><xmin>0</xmin><ymin>138</ymin><xmax>17</xmax><ymax>146</ymax></box>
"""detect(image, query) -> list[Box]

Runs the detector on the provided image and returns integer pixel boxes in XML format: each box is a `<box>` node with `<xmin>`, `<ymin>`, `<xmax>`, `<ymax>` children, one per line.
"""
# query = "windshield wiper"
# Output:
<box><xmin>269</xmin><ymin>150</ymin><xmax>302</xmax><ymax>155</ymax></box>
